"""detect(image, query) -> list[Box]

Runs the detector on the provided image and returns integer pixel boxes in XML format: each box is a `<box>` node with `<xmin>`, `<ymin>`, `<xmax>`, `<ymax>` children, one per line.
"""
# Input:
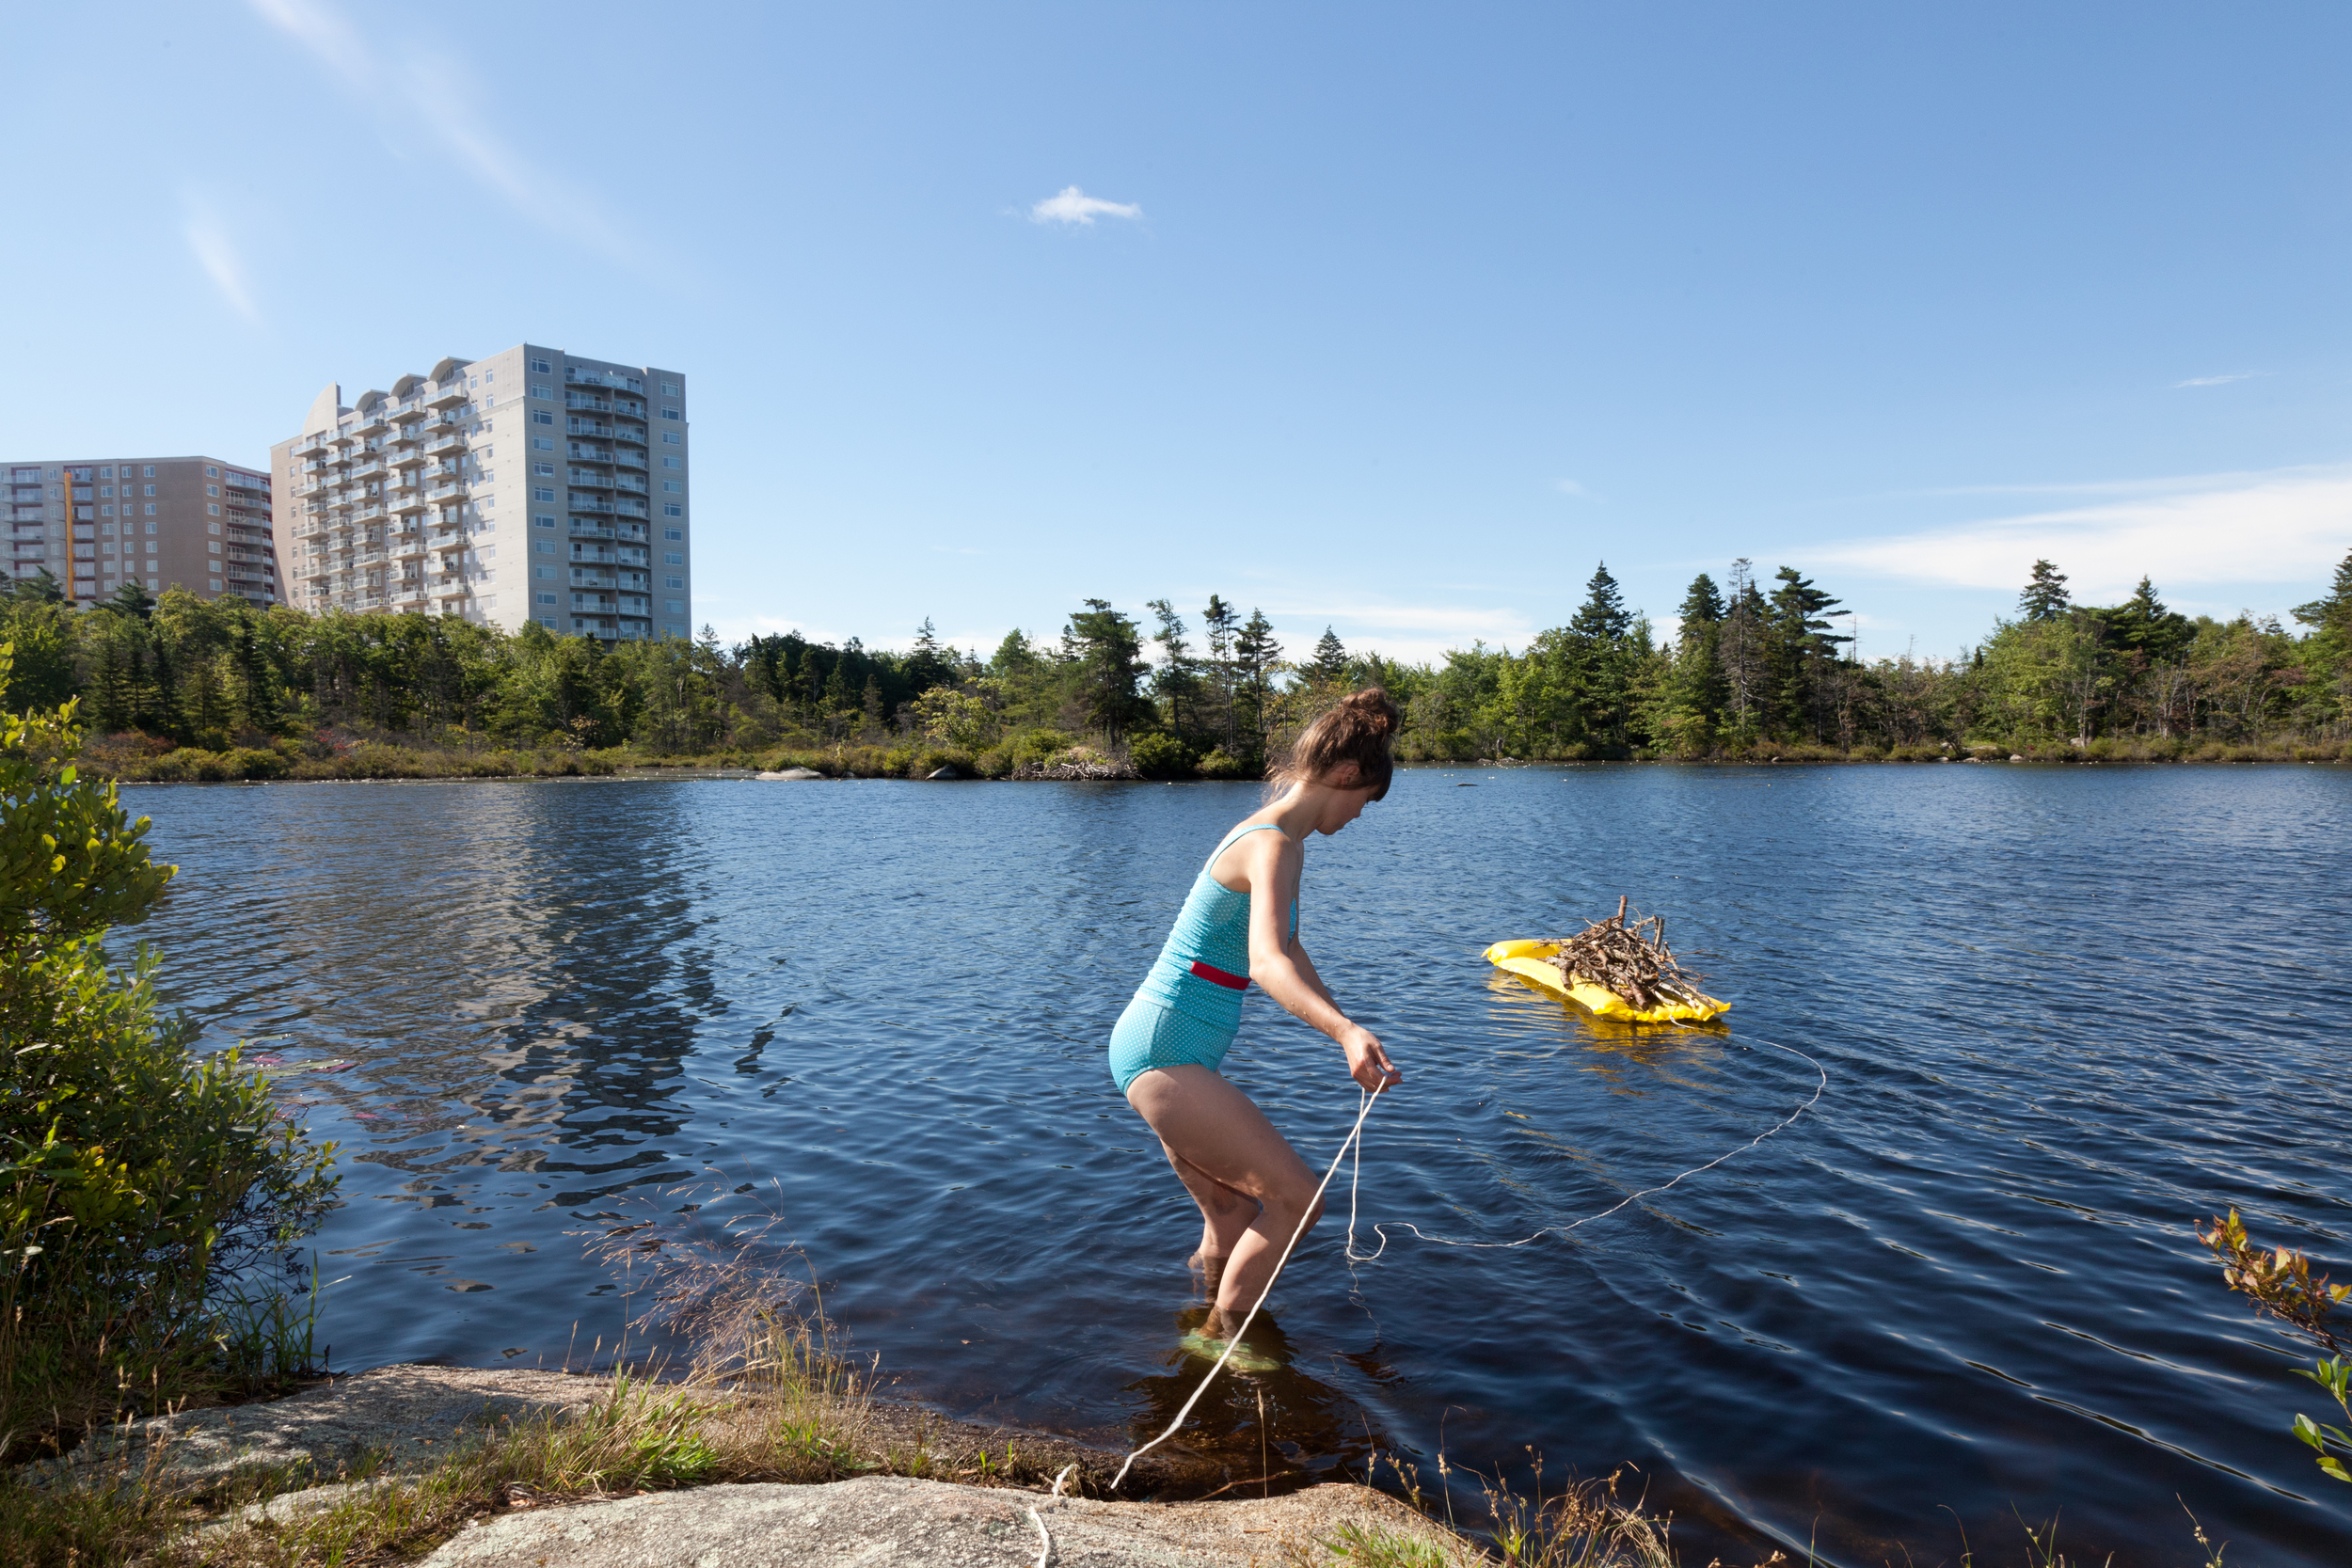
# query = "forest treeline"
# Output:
<box><xmin>2</xmin><ymin>548</ymin><xmax>2348</xmax><ymax>780</ymax></box>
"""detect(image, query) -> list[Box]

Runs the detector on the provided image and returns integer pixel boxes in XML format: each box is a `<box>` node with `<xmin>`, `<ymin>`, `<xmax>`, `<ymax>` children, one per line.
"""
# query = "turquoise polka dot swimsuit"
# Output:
<box><xmin>1107</xmin><ymin>824</ymin><xmax>1298</xmax><ymax>1092</ymax></box>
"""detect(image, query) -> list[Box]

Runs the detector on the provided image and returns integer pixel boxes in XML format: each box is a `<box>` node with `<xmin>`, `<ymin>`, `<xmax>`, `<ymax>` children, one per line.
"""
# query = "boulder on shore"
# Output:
<box><xmin>416</xmin><ymin>1474</ymin><xmax>1462</xmax><ymax>1568</ymax></box>
<box><xmin>926</xmin><ymin>766</ymin><xmax>961</xmax><ymax>781</ymax></box>
<box><xmin>756</xmin><ymin>767</ymin><xmax>824</xmax><ymax>781</ymax></box>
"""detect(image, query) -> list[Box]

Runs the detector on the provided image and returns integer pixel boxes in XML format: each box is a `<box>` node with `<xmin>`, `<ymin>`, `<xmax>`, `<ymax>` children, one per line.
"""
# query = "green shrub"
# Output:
<box><xmin>1011</xmin><ymin>730</ymin><xmax>1069</xmax><ymax>768</ymax></box>
<box><xmin>1127</xmin><ymin>732</ymin><xmax>1193</xmax><ymax>779</ymax></box>
<box><xmin>1196</xmin><ymin>746</ymin><xmax>1252</xmax><ymax>781</ymax></box>
<box><xmin>0</xmin><ymin>643</ymin><xmax>339</xmax><ymax>1457</ymax></box>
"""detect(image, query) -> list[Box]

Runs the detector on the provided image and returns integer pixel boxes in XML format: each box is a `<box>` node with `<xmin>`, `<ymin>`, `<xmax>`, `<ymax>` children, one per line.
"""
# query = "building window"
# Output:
<box><xmin>663</xmin><ymin>561</ymin><xmax>683</xmax><ymax>575</ymax></box>
<box><xmin>532</xmin><ymin>410</ymin><xmax>554</xmax><ymax>426</ymax></box>
<box><xmin>660</xmin><ymin>407</ymin><xmax>681</xmax><ymax>420</ymax></box>
<box><xmin>532</xmin><ymin>436</ymin><xmax>552</xmax><ymax>451</ymax></box>
<box><xmin>145</xmin><ymin>521</ymin><xmax>156</xmax><ymax>534</ymax></box>
<box><xmin>662</xmin><ymin>432</ymin><xmax>681</xmax><ymax>445</ymax></box>
<box><xmin>537</xmin><ymin>592</ymin><xmax>557</xmax><ymax>606</ymax></box>
<box><xmin>144</xmin><ymin>484</ymin><xmax>155</xmax><ymax>496</ymax></box>
<box><xmin>664</xmin><ymin>527</ymin><xmax>684</xmax><ymax>541</ymax></box>
<box><xmin>662</xmin><ymin>503</ymin><xmax>682</xmax><ymax>517</ymax></box>
<box><xmin>143</xmin><ymin>466</ymin><xmax>155</xmax><ymax>478</ymax></box>
<box><xmin>660</xmin><ymin>381</ymin><xmax>678</xmax><ymax>396</ymax></box>
<box><xmin>664</xmin><ymin>598</ymin><xmax>684</xmax><ymax>614</ymax></box>
<box><xmin>661</xmin><ymin>481</ymin><xmax>681</xmax><ymax>494</ymax></box>
<box><xmin>209</xmin><ymin>579</ymin><xmax>222</xmax><ymax>592</ymax></box>
<box><xmin>535</xmin><ymin>515</ymin><xmax>555</xmax><ymax>529</ymax></box>
<box><xmin>531</xmin><ymin>357</ymin><xmax>551</xmax><ymax>373</ymax></box>
<box><xmin>532</xmin><ymin>462</ymin><xmax>554</xmax><ymax>476</ymax></box>
<box><xmin>531</xmin><ymin>384</ymin><xmax>552</xmax><ymax>399</ymax></box>
<box><xmin>208</xmin><ymin>504</ymin><xmax>220</xmax><ymax>515</ymax></box>
<box><xmin>532</xmin><ymin>487</ymin><xmax>554</xmax><ymax>502</ymax></box>
<box><xmin>664</xmin><ymin>624</ymin><xmax>686</xmax><ymax>638</ymax></box>
<box><xmin>205</xmin><ymin>467</ymin><xmax>218</xmax><ymax>479</ymax></box>
<box><xmin>144</xmin><ymin>504</ymin><xmax>155</xmax><ymax>515</ymax></box>
<box><xmin>662</xmin><ymin>456</ymin><xmax>681</xmax><ymax>468</ymax></box>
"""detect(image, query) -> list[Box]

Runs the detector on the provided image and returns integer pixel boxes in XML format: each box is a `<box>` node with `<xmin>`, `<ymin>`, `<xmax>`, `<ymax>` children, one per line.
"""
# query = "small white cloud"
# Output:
<box><xmin>2173</xmin><ymin>372</ymin><xmax>2259</xmax><ymax>388</ymax></box>
<box><xmin>1554</xmin><ymin>479</ymin><xmax>1592</xmax><ymax>499</ymax></box>
<box><xmin>1029</xmin><ymin>185</ymin><xmax>1143</xmax><ymax>226</ymax></box>
<box><xmin>184</xmin><ymin>204</ymin><xmax>258</xmax><ymax>321</ymax></box>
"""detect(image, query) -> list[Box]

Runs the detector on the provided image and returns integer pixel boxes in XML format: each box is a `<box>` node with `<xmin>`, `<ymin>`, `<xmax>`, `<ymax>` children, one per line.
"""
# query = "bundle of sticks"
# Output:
<box><xmin>1546</xmin><ymin>896</ymin><xmax>1713</xmax><ymax>1011</ymax></box>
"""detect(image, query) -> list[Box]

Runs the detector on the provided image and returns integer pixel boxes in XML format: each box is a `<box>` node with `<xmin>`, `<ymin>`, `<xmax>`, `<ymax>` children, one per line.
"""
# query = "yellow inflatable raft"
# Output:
<box><xmin>1483</xmin><ymin>939</ymin><xmax>1731</xmax><ymax>1024</ymax></box>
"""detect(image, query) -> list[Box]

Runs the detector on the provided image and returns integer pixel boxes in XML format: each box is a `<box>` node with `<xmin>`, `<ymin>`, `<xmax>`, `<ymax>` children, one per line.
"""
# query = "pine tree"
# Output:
<box><xmin>1061</xmin><ymin>599</ymin><xmax>1151</xmax><ymax>741</ymax></box>
<box><xmin>1720</xmin><ymin>560</ymin><xmax>1766</xmax><ymax>736</ymax></box>
<box><xmin>1232</xmin><ymin>609</ymin><xmax>1282</xmax><ymax>757</ymax></box>
<box><xmin>1202</xmin><ymin>595</ymin><xmax>1239</xmax><ymax>752</ymax></box>
<box><xmin>2292</xmin><ymin>548</ymin><xmax>2352</xmax><ymax>641</ymax></box>
<box><xmin>1766</xmin><ymin>566</ymin><xmax>1849</xmax><ymax>741</ymax></box>
<box><xmin>1565</xmin><ymin>563</ymin><xmax>1634</xmax><ymax>749</ymax></box>
<box><xmin>2020</xmin><ymin>560</ymin><xmax>2072</xmax><ymax>621</ymax></box>
<box><xmin>1666</xmin><ymin>573</ymin><xmax>1729</xmax><ymax>745</ymax></box>
<box><xmin>1145</xmin><ymin>598</ymin><xmax>1199</xmax><ymax>739</ymax></box>
<box><xmin>1307</xmin><ymin>626</ymin><xmax>1347</xmax><ymax>687</ymax></box>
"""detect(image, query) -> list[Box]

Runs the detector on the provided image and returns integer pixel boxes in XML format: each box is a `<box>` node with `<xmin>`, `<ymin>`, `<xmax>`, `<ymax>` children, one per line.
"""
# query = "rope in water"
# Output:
<box><xmin>1345</xmin><ymin>1037</ymin><xmax>1827</xmax><ymax>1259</ymax></box>
<box><xmin>1108</xmin><ymin>1079</ymin><xmax>1392</xmax><ymax>1492</ymax></box>
<box><xmin>1106</xmin><ymin>1035</ymin><xmax>1827</xmax><ymax>1492</ymax></box>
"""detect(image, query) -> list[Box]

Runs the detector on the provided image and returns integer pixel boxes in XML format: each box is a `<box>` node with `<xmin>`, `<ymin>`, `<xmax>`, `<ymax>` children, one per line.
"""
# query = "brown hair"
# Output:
<box><xmin>1267</xmin><ymin>687</ymin><xmax>1401</xmax><ymax>800</ymax></box>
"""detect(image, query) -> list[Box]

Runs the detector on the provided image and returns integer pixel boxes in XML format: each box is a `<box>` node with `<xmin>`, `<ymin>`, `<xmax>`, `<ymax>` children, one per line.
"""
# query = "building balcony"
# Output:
<box><xmin>429</xmin><ymin>382</ymin><xmax>468</xmax><ymax>409</ymax></box>
<box><xmin>567</xmin><ymin>496</ymin><xmax>613</xmax><ymax>515</ymax></box>
<box><xmin>350</xmin><ymin>458</ymin><xmax>387</xmax><ymax>480</ymax></box>
<box><xmin>425</xmin><ymin>432</ymin><xmax>466</xmax><ymax>456</ymax></box>
<box><xmin>567</xmin><ymin>443</ymin><xmax>613</xmax><ymax>462</ymax></box>
<box><xmin>354</xmin><ymin>411</ymin><xmax>389</xmax><ymax>437</ymax></box>
<box><xmin>614</xmin><ymin>449</ymin><xmax>647</xmax><ymax>469</ymax></box>
<box><xmin>354</xmin><ymin>504</ymin><xmax>385</xmax><ymax>521</ymax></box>
<box><xmin>570</xmin><ymin>569</ymin><xmax>618</xmax><ymax>587</ymax></box>
<box><xmin>390</xmin><ymin>447</ymin><xmax>426</xmax><ymax>468</ymax></box>
<box><xmin>568</xmin><ymin>521</ymin><xmax>613</xmax><ymax>540</ymax></box>
<box><xmin>564</xmin><ymin>391</ymin><xmax>611</xmax><ymax>412</ymax></box>
<box><xmin>566</xmin><ymin>470</ymin><xmax>613</xmax><ymax>490</ymax></box>
<box><xmin>426</xmin><ymin>483</ymin><xmax>467</xmax><ymax>503</ymax></box>
<box><xmin>613</xmin><ymin>499</ymin><xmax>650</xmax><ymax>518</ymax></box>
<box><xmin>611</xmin><ymin>398</ymin><xmax>647</xmax><ymax>419</ymax></box>
<box><xmin>613</xmin><ymin>474</ymin><xmax>649</xmax><ymax>494</ymax></box>
<box><xmin>387</xmin><ymin>532</ymin><xmax>427</xmax><ymax>559</ymax></box>
<box><xmin>566</xmin><ymin>367</ymin><xmax>644</xmax><ymax>393</ymax></box>
<box><xmin>391</xmin><ymin>490</ymin><xmax>429</xmax><ymax>515</ymax></box>
<box><xmin>610</xmin><ymin>425</ymin><xmax>647</xmax><ymax>448</ymax></box>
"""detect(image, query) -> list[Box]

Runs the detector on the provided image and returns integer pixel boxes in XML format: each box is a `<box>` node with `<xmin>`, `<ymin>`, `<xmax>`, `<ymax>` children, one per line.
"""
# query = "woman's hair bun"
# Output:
<box><xmin>1269</xmin><ymin>687</ymin><xmax>1401</xmax><ymax>799</ymax></box>
<box><xmin>1341</xmin><ymin>687</ymin><xmax>1400</xmax><ymax>736</ymax></box>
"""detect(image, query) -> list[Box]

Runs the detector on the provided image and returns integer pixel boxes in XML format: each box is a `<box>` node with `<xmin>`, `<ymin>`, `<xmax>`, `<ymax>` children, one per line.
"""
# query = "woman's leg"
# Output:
<box><xmin>1160</xmin><ymin>1140</ymin><xmax>1257</xmax><ymax>1293</ymax></box>
<box><xmin>1126</xmin><ymin>1065</ymin><xmax>1323</xmax><ymax>1335</ymax></box>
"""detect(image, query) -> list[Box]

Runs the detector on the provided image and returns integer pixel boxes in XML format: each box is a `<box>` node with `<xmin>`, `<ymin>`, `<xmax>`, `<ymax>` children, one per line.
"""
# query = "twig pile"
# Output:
<box><xmin>1548</xmin><ymin>895</ymin><xmax>1713</xmax><ymax>1011</ymax></box>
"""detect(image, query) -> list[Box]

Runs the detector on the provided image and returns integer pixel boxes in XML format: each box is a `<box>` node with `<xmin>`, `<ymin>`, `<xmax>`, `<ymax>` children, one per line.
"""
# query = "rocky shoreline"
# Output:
<box><xmin>29</xmin><ymin>1364</ymin><xmax>1468</xmax><ymax>1566</ymax></box>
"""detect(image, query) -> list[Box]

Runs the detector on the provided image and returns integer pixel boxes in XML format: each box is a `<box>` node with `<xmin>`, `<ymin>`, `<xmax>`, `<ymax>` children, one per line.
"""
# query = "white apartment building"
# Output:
<box><xmin>272</xmin><ymin>345</ymin><xmax>690</xmax><ymax>641</ymax></box>
<box><xmin>6</xmin><ymin>455</ymin><xmax>278</xmax><ymax>606</ymax></box>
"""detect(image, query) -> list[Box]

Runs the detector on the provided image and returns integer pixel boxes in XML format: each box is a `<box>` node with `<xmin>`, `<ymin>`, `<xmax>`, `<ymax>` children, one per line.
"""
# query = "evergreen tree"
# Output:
<box><xmin>904</xmin><ymin>617</ymin><xmax>955</xmax><ymax>695</ymax></box>
<box><xmin>2020</xmin><ymin>560</ymin><xmax>2072</xmax><ymax>621</ymax></box>
<box><xmin>8</xmin><ymin>569</ymin><xmax>65</xmax><ymax>605</ymax></box>
<box><xmin>1232</xmin><ymin>609</ymin><xmax>1282</xmax><ymax>757</ymax></box>
<box><xmin>1144</xmin><ymin>598</ymin><xmax>1199</xmax><ymax>738</ymax></box>
<box><xmin>1061</xmin><ymin>599</ymin><xmax>1151</xmax><ymax>740</ymax></box>
<box><xmin>1665</xmin><ymin>573</ymin><xmax>1729</xmax><ymax>746</ymax></box>
<box><xmin>2292</xmin><ymin>548</ymin><xmax>2352</xmax><ymax>642</ymax></box>
<box><xmin>1766</xmin><ymin>566</ymin><xmax>1849</xmax><ymax>740</ymax></box>
<box><xmin>2100</xmin><ymin>577</ymin><xmax>2194</xmax><ymax>661</ymax></box>
<box><xmin>1565</xmin><ymin>562</ymin><xmax>1634</xmax><ymax>748</ymax></box>
<box><xmin>1720</xmin><ymin>559</ymin><xmax>1767</xmax><ymax>736</ymax></box>
<box><xmin>1307</xmin><ymin>626</ymin><xmax>1348</xmax><ymax>687</ymax></box>
<box><xmin>1201</xmin><ymin>595</ymin><xmax>1239</xmax><ymax>751</ymax></box>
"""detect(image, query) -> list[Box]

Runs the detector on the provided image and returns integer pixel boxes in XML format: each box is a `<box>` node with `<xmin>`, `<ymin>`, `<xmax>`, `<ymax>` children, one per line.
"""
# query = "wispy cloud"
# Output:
<box><xmin>1812</xmin><ymin>465</ymin><xmax>2352</xmax><ymax>605</ymax></box>
<box><xmin>1029</xmin><ymin>185</ymin><xmax>1144</xmax><ymax>226</ymax></box>
<box><xmin>2173</xmin><ymin>372</ymin><xmax>2260</xmax><ymax>388</ymax></box>
<box><xmin>183</xmin><ymin>200</ymin><xmax>258</xmax><ymax>321</ymax></box>
<box><xmin>1553</xmin><ymin>478</ymin><xmax>1593</xmax><ymax>499</ymax></box>
<box><xmin>247</xmin><ymin>0</ymin><xmax>628</xmax><ymax>261</ymax></box>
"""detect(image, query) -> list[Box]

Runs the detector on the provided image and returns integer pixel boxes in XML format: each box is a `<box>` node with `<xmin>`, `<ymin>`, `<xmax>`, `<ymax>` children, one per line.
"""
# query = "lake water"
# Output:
<box><xmin>118</xmin><ymin>765</ymin><xmax>2352</xmax><ymax>1565</ymax></box>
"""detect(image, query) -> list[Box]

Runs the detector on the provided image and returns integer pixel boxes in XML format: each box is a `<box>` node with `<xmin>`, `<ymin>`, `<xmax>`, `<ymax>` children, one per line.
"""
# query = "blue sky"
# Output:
<box><xmin>6</xmin><ymin>3</ymin><xmax>2349</xmax><ymax>665</ymax></box>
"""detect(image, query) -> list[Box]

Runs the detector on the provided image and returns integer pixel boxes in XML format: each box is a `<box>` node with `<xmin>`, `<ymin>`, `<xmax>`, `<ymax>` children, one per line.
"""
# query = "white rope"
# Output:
<box><xmin>1026</xmin><ymin>1463</ymin><xmax>1076</xmax><ymax>1567</ymax></box>
<box><xmin>1344</xmin><ymin>1037</ymin><xmax>1826</xmax><ymax>1259</ymax></box>
<box><xmin>1105</xmin><ymin>1036</ymin><xmax>1827</xmax><ymax>1492</ymax></box>
<box><xmin>1108</xmin><ymin>1080</ymin><xmax>1391</xmax><ymax>1491</ymax></box>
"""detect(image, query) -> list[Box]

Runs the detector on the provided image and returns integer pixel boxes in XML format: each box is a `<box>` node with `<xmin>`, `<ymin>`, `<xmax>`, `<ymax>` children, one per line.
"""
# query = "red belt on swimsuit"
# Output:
<box><xmin>1187</xmin><ymin>960</ymin><xmax>1250</xmax><ymax>990</ymax></box>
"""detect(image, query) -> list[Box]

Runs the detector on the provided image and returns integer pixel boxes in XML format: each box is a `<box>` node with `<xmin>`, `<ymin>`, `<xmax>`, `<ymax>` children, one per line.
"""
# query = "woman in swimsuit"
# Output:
<box><xmin>1108</xmin><ymin>688</ymin><xmax>1405</xmax><ymax>1342</ymax></box>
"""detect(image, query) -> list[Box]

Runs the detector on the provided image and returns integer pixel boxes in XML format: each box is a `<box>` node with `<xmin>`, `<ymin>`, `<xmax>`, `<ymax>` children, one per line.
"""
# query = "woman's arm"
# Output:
<box><xmin>1242</xmin><ymin>837</ymin><xmax>1402</xmax><ymax>1090</ymax></box>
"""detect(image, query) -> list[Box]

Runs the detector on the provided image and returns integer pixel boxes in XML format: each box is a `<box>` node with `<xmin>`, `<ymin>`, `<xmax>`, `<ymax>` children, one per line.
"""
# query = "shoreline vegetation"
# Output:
<box><xmin>3</xmin><ymin>549</ymin><xmax>2347</xmax><ymax>784</ymax></box>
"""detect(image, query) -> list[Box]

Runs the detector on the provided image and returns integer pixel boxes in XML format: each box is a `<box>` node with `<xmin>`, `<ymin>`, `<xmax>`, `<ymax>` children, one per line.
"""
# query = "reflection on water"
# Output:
<box><xmin>116</xmin><ymin>767</ymin><xmax>2352</xmax><ymax>1566</ymax></box>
